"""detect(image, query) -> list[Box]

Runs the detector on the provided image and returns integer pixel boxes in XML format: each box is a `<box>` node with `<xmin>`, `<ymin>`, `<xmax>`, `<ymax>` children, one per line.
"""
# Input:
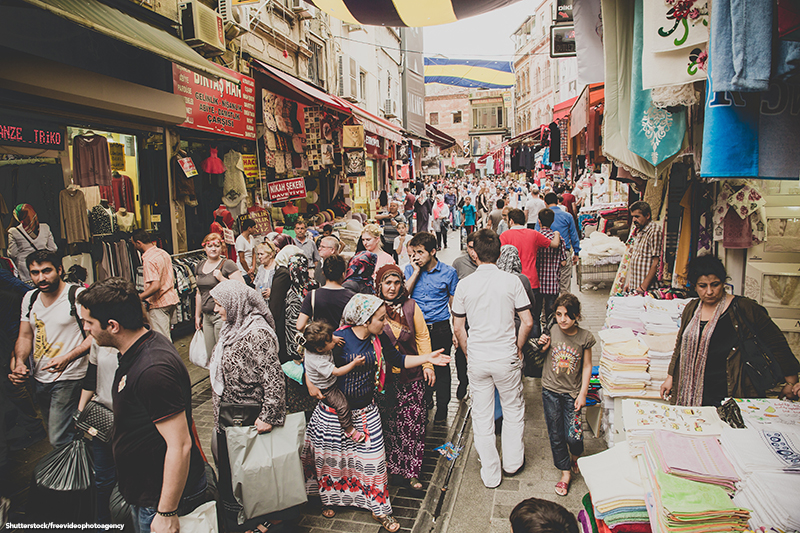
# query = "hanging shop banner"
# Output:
<box><xmin>247</xmin><ymin>206</ymin><xmax>273</xmax><ymax>235</ymax></box>
<box><xmin>365</xmin><ymin>133</ymin><xmax>383</xmax><ymax>157</ymax></box>
<box><xmin>343</xmin><ymin>125</ymin><xmax>365</xmax><ymax>148</ymax></box>
<box><xmin>267</xmin><ymin>176</ymin><xmax>307</xmax><ymax>202</ymax></box>
<box><xmin>0</xmin><ymin>114</ymin><xmax>64</xmax><ymax>150</ymax></box>
<box><xmin>109</xmin><ymin>143</ymin><xmax>126</xmax><ymax>170</ymax></box>
<box><xmin>177</xmin><ymin>157</ymin><xmax>198</xmax><ymax>177</ymax></box>
<box><xmin>172</xmin><ymin>63</ymin><xmax>256</xmax><ymax>140</ymax></box>
<box><xmin>241</xmin><ymin>154</ymin><xmax>259</xmax><ymax>187</ymax></box>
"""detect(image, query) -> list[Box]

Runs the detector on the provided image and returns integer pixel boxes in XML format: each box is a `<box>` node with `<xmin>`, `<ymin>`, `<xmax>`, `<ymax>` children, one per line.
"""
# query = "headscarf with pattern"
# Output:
<box><xmin>375</xmin><ymin>263</ymin><xmax>409</xmax><ymax>323</ymax></box>
<box><xmin>288</xmin><ymin>254</ymin><xmax>318</xmax><ymax>297</ymax></box>
<box><xmin>13</xmin><ymin>204</ymin><xmax>39</xmax><ymax>238</ymax></box>
<box><xmin>208</xmin><ymin>280</ymin><xmax>276</xmax><ymax>395</ymax></box>
<box><xmin>497</xmin><ymin>244</ymin><xmax>522</xmax><ymax>274</ymax></box>
<box><xmin>345</xmin><ymin>251</ymin><xmax>377</xmax><ymax>293</ymax></box>
<box><xmin>341</xmin><ymin>293</ymin><xmax>384</xmax><ymax>326</ymax></box>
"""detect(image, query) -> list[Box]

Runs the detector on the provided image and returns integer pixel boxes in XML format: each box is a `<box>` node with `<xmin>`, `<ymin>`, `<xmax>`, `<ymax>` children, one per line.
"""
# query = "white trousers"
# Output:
<box><xmin>148</xmin><ymin>305</ymin><xmax>175</xmax><ymax>340</ymax></box>
<box><xmin>467</xmin><ymin>356</ymin><xmax>525</xmax><ymax>488</ymax></box>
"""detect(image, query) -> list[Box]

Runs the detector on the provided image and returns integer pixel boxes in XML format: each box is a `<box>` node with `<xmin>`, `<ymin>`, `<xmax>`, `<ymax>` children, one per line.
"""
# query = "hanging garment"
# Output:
<box><xmin>629</xmin><ymin>0</ymin><xmax>687</xmax><ymax>168</ymax></box>
<box><xmin>710</xmin><ymin>0</ymin><xmax>773</xmax><ymax>92</ymax></box>
<box><xmin>673</xmin><ymin>185</ymin><xmax>693</xmax><ymax>288</ymax></box>
<box><xmin>89</xmin><ymin>205</ymin><xmax>116</xmax><ymax>235</ymax></box>
<box><xmin>651</xmin><ymin>84</ymin><xmax>700</xmax><ymax>108</ymax></box>
<box><xmin>202</xmin><ymin>147</ymin><xmax>226</xmax><ymax>174</ymax></box>
<box><xmin>722</xmin><ymin>209</ymin><xmax>754</xmax><ymax>248</ymax></box>
<box><xmin>549</xmin><ymin>122</ymin><xmax>561</xmax><ymax>163</ymax></box>
<box><xmin>222</xmin><ymin>150</ymin><xmax>247</xmax><ymax>209</ymax></box>
<box><xmin>58</xmin><ymin>188</ymin><xmax>91</xmax><ymax>244</ymax></box>
<box><xmin>78</xmin><ymin>186</ymin><xmax>101</xmax><ymax>209</ymax></box>
<box><xmin>116</xmin><ymin>210</ymin><xmax>136</xmax><ymax>232</ymax></box>
<box><xmin>111</xmin><ymin>174</ymin><xmax>135</xmax><ymax>211</ymax></box>
<box><xmin>72</xmin><ymin>135</ymin><xmax>112</xmax><ymax>187</ymax></box>
<box><xmin>574</xmin><ymin>0</ymin><xmax>605</xmax><ymax>86</ymax></box>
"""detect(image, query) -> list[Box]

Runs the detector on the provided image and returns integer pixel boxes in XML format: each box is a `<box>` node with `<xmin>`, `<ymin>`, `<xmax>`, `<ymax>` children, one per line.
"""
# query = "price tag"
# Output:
<box><xmin>177</xmin><ymin>157</ymin><xmax>198</xmax><ymax>178</ymax></box>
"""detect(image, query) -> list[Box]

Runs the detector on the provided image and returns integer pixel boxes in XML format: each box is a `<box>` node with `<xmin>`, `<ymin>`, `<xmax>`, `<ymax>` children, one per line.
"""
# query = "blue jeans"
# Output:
<box><xmin>93</xmin><ymin>439</ymin><xmax>116</xmax><ymax>523</ymax></box>
<box><xmin>132</xmin><ymin>471</ymin><xmax>208</xmax><ymax>533</ymax></box>
<box><xmin>541</xmin><ymin>388</ymin><xmax>583</xmax><ymax>471</ymax></box>
<box><xmin>33</xmin><ymin>379</ymin><xmax>82</xmax><ymax>447</ymax></box>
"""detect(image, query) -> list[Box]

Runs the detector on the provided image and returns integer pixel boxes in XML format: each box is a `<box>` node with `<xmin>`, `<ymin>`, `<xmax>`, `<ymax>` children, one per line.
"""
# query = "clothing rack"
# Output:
<box><xmin>171</xmin><ymin>249</ymin><xmax>204</xmax><ymax>258</ymax></box>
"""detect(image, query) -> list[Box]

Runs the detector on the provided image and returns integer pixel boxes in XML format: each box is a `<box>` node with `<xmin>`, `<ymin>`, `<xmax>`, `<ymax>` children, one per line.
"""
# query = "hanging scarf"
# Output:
<box><xmin>288</xmin><ymin>254</ymin><xmax>318</xmax><ymax>297</ymax></box>
<box><xmin>497</xmin><ymin>244</ymin><xmax>523</xmax><ymax>274</ymax></box>
<box><xmin>340</xmin><ymin>294</ymin><xmax>386</xmax><ymax>392</ymax></box>
<box><xmin>208</xmin><ymin>280</ymin><xmax>276</xmax><ymax>396</ymax></box>
<box><xmin>676</xmin><ymin>295</ymin><xmax>728</xmax><ymax>406</ymax></box>
<box><xmin>13</xmin><ymin>204</ymin><xmax>39</xmax><ymax>238</ymax></box>
<box><xmin>345</xmin><ymin>251</ymin><xmax>377</xmax><ymax>293</ymax></box>
<box><xmin>376</xmin><ymin>264</ymin><xmax>409</xmax><ymax>323</ymax></box>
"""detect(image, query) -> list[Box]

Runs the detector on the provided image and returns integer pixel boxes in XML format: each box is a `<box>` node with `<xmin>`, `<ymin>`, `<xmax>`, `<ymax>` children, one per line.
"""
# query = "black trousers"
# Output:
<box><xmin>425</xmin><ymin>320</ymin><xmax>452</xmax><ymax>412</ymax></box>
<box><xmin>530</xmin><ymin>288</ymin><xmax>543</xmax><ymax>338</ymax></box>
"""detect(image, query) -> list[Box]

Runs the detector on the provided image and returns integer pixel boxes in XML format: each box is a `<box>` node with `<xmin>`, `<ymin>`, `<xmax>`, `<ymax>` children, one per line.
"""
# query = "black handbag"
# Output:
<box><xmin>75</xmin><ymin>400</ymin><xmax>114</xmax><ymax>443</ymax></box>
<box><xmin>733</xmin><ymin>298</ymin><xmax>785</xmax><ymax>396</ymax></box>
<box><xmin>218</xmin><ymin>402</ymin><xmax>261</xmax><ymax>428</ymax></box>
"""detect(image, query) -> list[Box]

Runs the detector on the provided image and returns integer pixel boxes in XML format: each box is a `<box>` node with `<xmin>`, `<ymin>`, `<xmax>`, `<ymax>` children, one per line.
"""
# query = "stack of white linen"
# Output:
<box><xmin>598</xmin><ymin>328</ymin><xmax>652</xmax><ymax>398</ymax></box>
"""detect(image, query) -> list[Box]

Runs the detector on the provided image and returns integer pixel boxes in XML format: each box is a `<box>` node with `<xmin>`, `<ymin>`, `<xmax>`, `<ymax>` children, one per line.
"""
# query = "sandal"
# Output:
<box><xmin>407</xmin><ymin>477</ymin><xmax>423</xmax><ymax>491</ymax></box>
<box><xmin>345</xmin><ymin>428</ymin><xmax>366</xmax><ymax>443</ymax></box>
<box><xmin>571</xmin><ymin>459</ymin><xmax>580</xmax><ymax>476</ymax></box>
<box><xmin>555</xmin><ymin>480</ymin><xmax>570</xmax><ymax>497</ymax></box>
<box><xmin>246</xmin><ymin>522</ymin><xmax>274</xmax><ymax>533</ymax></box>
<box><xmin>373</xmin><ymin>514</ymin><xmax>401</xmax><ymax>532</ymax></box>
<box><xmin>321</xmin><ymin>506</ymin><xmax>336</xmax><ymax>518</ymax></box>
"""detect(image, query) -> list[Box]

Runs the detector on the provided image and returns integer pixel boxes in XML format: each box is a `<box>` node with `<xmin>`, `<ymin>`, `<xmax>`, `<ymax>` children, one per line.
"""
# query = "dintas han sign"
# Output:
<box><xmin>172</xmin><ymin>64</ymin><xmax>256</xmax><ymax>140</ymax></box>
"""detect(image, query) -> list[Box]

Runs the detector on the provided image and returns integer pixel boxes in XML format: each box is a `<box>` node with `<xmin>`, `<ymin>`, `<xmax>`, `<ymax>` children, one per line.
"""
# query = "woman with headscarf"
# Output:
<box><xmin>285</xmin><ymin>254</ymin><xmax>319</xmax><ymax>362</ymax></box>
<box><xmin>7</xmin><ymin>204</ymin><xmax>57</xmax><ymax>282</ymax></box>
<box><xmin>498</xmin><ymin>245</ymin><xmax>536</xmax><ymax>333</ymax></box>
<box><xmin>431</xmin><ymin>195</ymin><xmax>450</xmax><ymax>250</ymax></box>
<box><xmin>342</xmin><ymin>251</ymin><xmax>377</xmax><ymax>295</ymax></box>
<box><xmin>302</xmin><ymin>294</ymin><xmax>450</xmax><ymax>532</ymax></box>
<box><xmin>269</xmin><ymin>245</ymin><xmax>321</xmax><ymax>414</ymax></box>
<box><xmin>208</xmin><ymin>280</ymin><xmax>286</xmax><ymax>532</ymax></box>
<box><xmin>375</xmin><ymin>264</ymin><xmax>434</xmax><ymax>491</ymax></box>
<box><xmin>414</xmin><ymin>190</ymin><xmax>433</xmax><ymax>234</ymax></box>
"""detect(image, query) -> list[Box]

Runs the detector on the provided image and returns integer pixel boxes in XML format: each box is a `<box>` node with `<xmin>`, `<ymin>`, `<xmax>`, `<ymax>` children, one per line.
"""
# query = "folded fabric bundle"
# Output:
<box><xmin>599</xmin><ymin>327</ymin><xmax>637</xmax><ymax>344</ymax></box>
<box><xmin>648</xmin><ymin>431</ymin><xmax>739</xmax><ymax>492</ymax></box>
<box><xmin>720</xmin><ymin>424</ymin><xmax>800</xmax><ymax>474</ymax></box>
<box><xmin>733</xmin><ymin>470</ymin><xmax>800</xmax><ymax>531</ymax></box>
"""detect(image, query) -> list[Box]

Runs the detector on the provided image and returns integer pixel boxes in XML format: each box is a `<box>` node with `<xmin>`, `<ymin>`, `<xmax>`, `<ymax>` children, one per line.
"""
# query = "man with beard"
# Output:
<box><xmin>623</xmin><ymin>201</ymin><xmax>663</xmax><ymax>294</ymax></box>
<box><xmin>9</xmin><ymin>250</ymin><xmax>91</xmax><ymax>446</ymax></box>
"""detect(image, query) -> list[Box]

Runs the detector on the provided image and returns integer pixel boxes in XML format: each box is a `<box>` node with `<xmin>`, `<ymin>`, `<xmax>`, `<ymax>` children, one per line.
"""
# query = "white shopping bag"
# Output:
<box><xmin>189</xmin><ymin>329</ymin><xmax>209</xmax><ymax>369</ymax></box>
<box><xmin>179</xmin><ymin>501</ymin><xmax>219</xmax><ymax>533</ymax></box>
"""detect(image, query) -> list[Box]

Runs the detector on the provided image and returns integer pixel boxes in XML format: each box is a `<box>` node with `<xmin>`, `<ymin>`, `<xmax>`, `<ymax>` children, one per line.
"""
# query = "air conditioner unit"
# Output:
<box><xmin>384</xmin><ymin>99</ymin><xmax>397</xmax><ymax>118</ymax></box>
<box><xmin>219</xmin><ymin>0</ymin><xmax>251</xmax><ymax>39</ymax></box>
<box><xmin>180</xmin><ymin>1</ymin><xmax>225</xmax><ymax>56</ymax></box>
<box><xmin>337</xmin><ymin>55</ymin><xmax>359</xmax><ymax>102</ymax></box>
<box><xmin>291</xmin><ymin>0</ymin><xmax>313</xmax><ymax>18</ymax></box>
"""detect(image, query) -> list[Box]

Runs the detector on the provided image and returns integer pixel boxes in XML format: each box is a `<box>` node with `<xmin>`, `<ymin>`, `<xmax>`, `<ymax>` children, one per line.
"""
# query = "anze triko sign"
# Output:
<box><xmin>267</xmin><ymin>177</ymin><xmax>307</xmax><ymax>203</ymax></box>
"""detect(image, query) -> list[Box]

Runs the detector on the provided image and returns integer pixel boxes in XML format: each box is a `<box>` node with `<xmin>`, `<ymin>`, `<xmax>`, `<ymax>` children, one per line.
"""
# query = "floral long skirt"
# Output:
<box><xmin>377</xmin><ymin>379</ymin><xmax>426</xmax><ymax>479</ymax></box>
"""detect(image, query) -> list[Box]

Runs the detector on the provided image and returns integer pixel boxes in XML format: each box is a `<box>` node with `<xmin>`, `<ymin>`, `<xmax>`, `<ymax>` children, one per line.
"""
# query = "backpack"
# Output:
<box><xmin>26</xmin><ymin>285</ymin><xmax>87</xmax><ymax>339</ymax></box>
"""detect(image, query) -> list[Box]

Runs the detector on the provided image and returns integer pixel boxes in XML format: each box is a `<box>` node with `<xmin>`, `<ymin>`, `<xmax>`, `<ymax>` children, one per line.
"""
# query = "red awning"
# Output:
<box><xmin>335</xmin><ymin>97</ymin><xmax>404</xmax><ymax>143</ymax></box>
<box><xmin>250</xmin><ymin>59</ymin><xmax>351</xmax><ymax>114</ymax></box>
<box><xmin>554</xmin><ymin>96</ymin><xmax>578</xmax><ymax>121</ymax></box>
<box><xmin>425</xmin><ymin>123</ymin><xmax>455</xmax><ymax>149</ymax></box>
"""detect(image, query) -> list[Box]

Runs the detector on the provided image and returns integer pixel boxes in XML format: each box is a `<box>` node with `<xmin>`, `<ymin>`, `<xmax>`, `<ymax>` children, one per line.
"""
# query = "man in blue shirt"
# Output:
<box><xmin>538</xmin><ymin>192</ymin><xmax>581</xmax><ymax>294</ymax></box>
<box><xmin>404</xmin><ymin>232</ymin><xmax>459</xmax><ymax>422</ymax></box>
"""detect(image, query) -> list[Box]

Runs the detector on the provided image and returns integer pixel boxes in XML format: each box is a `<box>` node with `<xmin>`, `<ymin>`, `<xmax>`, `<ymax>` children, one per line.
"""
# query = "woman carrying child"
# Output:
<box><xmin>537</xmin><ymin>293</ymin><xmax>596</xmax><ymax>497</ymax></box>
<box><xmin>375</xmin><ymin>264</ymin><xmax>435</xmax><ymax>492</ymax></box>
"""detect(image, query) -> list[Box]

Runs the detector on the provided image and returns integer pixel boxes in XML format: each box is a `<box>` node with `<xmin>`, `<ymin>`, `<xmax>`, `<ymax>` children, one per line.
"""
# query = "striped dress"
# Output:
<box><xmin>302</xmin><ymin>328</ymin><xmax>405</xmax><ymax>516</ymax></box>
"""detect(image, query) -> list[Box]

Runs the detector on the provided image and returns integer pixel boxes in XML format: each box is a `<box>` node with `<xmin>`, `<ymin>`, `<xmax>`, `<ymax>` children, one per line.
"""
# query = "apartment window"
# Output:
<box><xmin>430</xmin><ymin>112</ymin><xmax>439</xmax><ymax>125</ymax></box>
<box><xmin>453</xmin><ymin>111</ymin><xmax>462</xmax><ymax>124</ymax></box>
<box><xmin>359</xmin><ymin>70</ymin><xmax>367</xmax><ymax>101</ymax></box>
<box><xmin>307</xmin><ymin>41</ymin><xmax>324</xmax><ymax>88</ymax></box>
<box><xmin>471</xmin><ymin>104</ymin><xmax>505</xmax><ymax>131</ymax></box>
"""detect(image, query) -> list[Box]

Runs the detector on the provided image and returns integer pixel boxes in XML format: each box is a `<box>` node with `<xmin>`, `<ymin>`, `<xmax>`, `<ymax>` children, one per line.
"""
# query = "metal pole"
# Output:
<box><xmin>433</xmin><ymin>404</ymin><xmax>471</xmax><ymax>521</ymax></box>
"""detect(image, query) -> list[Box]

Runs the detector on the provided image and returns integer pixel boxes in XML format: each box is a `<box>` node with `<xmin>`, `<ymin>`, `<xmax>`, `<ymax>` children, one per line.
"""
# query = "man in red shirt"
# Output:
<box><xmin>499</xmin><ymin>208</ymin><xmax>561</xmax><ymax>336</ymax></box>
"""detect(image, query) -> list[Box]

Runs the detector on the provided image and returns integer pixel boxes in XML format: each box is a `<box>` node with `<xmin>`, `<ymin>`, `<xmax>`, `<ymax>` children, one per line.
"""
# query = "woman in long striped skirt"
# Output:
<box><xmin>302</xmin><ymin>294</ymin><xmax>449</xmax><ymax>532</ymax></box>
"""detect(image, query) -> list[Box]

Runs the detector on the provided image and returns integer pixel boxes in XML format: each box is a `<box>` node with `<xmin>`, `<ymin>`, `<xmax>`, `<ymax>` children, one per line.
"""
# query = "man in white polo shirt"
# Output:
<box><xmin>452</xmin><ymin>229</ymin><xmax>533</xmax><ymax>489</ymax></box>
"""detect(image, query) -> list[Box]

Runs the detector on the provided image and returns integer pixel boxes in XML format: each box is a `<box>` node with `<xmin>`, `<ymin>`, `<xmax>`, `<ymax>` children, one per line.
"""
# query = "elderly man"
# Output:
<box><xmin>623</xmin><ymin>201</ymin><xmax>662</xmax><ymax>294</ymax></box>
<box><xmin>314</xmin><ymin>235</ymin><xmax>341</xmax><ymax>286</ymax></box>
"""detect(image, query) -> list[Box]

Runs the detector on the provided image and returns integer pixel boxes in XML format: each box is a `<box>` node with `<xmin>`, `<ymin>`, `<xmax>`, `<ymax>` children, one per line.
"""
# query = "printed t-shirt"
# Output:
<box><xmin>541</xmin><ymin>326</ymin><xmax>596</xmax><ymax>398</ymax></box>
<box><xmin>300</xmin><ymin>287</ymin><xmax>355</xmax><ymax>329</ymax></box>
<box><xmin>22</xmin><ymin>285</ymin><xmax>88</xmax><ymax>383</ymax></box>
<box><xmin>499</xmin><ymin>227</ymin><xmax>552</xmax><ymax>289</ymax></box>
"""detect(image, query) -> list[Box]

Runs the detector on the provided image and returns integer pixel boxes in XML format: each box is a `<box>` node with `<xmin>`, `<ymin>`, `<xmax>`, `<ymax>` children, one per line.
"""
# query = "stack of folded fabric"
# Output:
<box><xmin>647</xmin><ymin>430</ymin><xmax>739</xmax><ymax>492</ymax></box>
<box><xmin>586</xmin><ymin>366</ymin><xmax>602</xmax><ymax>407</ymax></box>
<box><xmin>598</xmin><ymin>328</ymin><xmax>652</xmax><ymax>398</ymax></box>
<box><xmin>638</xmin><ymin>332</ymin><xmax>678</xmax><ymax>398</ymax></box>
<box><xmin>578</xmin><ymin>441</ymin><xmax>651</xmax><ymax>533</ymax></box>
<box><xmin>733</xmin><ymin>471</ymin><xmax>800</xmax><ymax>532</ymax></box>
<box><xmin>606</xmin><ymin>296</ymin><xmax>647</xmax><ymax>334</ymax></box>
<box><xmin>639</xmin><ymin>437</ymin><xmax>751</xmax><ymax>533</ymax></box>
<box><xmin>720</xmin><ymin>424</ymin><xmax>800</xmax><ymax>474</ymax></box>
<box><xmin>621</xmin><ymin>399</ymin><xmax>725</xmax><ymax>456</ymax></box>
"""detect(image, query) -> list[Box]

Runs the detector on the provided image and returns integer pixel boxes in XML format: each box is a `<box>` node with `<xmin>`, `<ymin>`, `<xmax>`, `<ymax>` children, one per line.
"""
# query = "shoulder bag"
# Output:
<box><xmin>732</xmin><ymin>297</ymin><xmax>785</xmax><ymax>396</ymax></box>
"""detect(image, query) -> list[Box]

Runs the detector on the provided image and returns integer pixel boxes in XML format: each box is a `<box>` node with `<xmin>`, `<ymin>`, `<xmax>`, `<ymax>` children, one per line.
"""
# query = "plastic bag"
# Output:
<box><xmin>179</xmin><ymin>501</ymin><xmax>220</xmax><ymax>533</ymax></box>
<box><xmin>189</xmin><ymin>329</ymin><xmax>209</xmax><ymax>369</ymax></box>
<box><xmin>226</xmin><ymin>412</ymin><xmax>307</xmax><ymax>524</ymax></box>
<box><xmin>27</xmin><ymin>439</ymin><xmax>96</xmax><ymax>522</ymax></box>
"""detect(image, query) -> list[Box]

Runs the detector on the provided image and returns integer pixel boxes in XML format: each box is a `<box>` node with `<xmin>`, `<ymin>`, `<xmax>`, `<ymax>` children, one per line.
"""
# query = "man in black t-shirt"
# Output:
<box><xmin>78</xmin><ymin>278</ymin><xmax>206</xmax><ymax>533</ymax></box>
<box><xmin>296</xmin><ymin>254</ymin><xmax>355</xmax><ymax>332</ymax></box>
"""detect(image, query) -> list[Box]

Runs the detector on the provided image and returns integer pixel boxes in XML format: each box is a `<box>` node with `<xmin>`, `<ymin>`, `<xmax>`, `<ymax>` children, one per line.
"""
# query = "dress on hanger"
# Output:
<box><xmin>72</xmin><ymin>135</ymin><xmax>112</xmax><ymax>187</ymax></box>
<box><xmin>202</xmin><ymin>147</ymin><xmax>226</xmax><ymax>174</ymax></box>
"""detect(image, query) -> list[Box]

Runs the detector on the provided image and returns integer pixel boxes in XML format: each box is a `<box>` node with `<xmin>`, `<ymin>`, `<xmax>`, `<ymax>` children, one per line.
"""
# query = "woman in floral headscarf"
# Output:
<box><xmin>8</xmin><ymin>204</ymin><xmax>57</xmax><ymax>281</ymax></box>
<box><xmin>342</xmin><ymin>251</ymin><xmax>377</xmax><ymax>295</ymax></box>
<box><xmin>302</xmin><ymin>294</ymin><xmax>450</xmax><ymax>532</ymax></box>
<box><xmin>285</xmin><ymin>254</ymin><xmax>319</xmax><ymax>361</ymax></box>
<box><xmin>375</xmin><ymin>264</ymin><xmax>434</xmax><ymax>491</ymax></box>
<box><xmin>208</xmin><ymin>280</ymin><xmax>285</xmax><ymax>532</ymax></box>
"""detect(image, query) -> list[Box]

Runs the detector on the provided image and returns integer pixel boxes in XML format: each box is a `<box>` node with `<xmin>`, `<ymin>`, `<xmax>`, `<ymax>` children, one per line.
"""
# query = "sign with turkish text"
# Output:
<box><xmin>241</xmin><ymin>154</ymin><xmax>258</xmax><ymax>186</ymax></box>
<box><xmin>0</xmin><ymin>116</ymin><xmax>64</xmax><ymax>150</ymax></box>
<box><xmin>109</xmin><ymin>143</ymin><xmax>126</xmax><ymax>170</ymax></box>
<box><xmin>178</xmin><ymin>157</ymin><xmax>198</xmax><ymax>177</ymax></box>
<box><xmin>247</xmin><ymin>206</ymin><xmax>273</xmax><ymax>236</ymax></box>
<box><xmin>365</xmin><ymin>133</ymin><xmax>382</xmax><ymax>157</ymax></box>
<box><xmin>267</xmin><ymin>177</ymin><xmax>307</xmax><ymax>202</ymax></box>
<box><xmin>551</xmin><ymin>24</ymin><xmax>577</xmax><ymax>58</ymax></box>
<box><xmin>172</xmin><ymin>63</ymin><xmax>256</xmax><ymax>140</ymax></box>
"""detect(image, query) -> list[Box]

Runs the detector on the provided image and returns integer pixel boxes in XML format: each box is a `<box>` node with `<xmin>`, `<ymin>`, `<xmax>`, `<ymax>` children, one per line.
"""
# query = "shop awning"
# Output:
<box><xmin>250</xmin><ymin>59</ymin><xmax>352</xmax><ymax>114</ymax></box>
<box><xmin>336</xmin><ymin>98</ymin><xmax>404</xmax><ymax>144</ymax></box>
<box><xmin>554</xmin><ymin>96</ymin><xmax>578</xmax><ymax>121</ymax></box>
<box><xmin>20</xmin><ymin>0</ymin><xmax>237</xmax><ymax>83</ymax></box>
<box><xmin>425</xmin><ymin>123</ymin><xmax>456</xmax><ymax>149</ymax></box>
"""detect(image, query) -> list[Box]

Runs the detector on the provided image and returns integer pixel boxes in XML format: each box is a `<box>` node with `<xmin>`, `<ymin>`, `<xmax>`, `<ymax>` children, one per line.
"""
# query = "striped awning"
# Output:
<box><xmin>21</xmin><ymin>0</ymin><xmax>237</xmax><ymax>83</ymax></box>
<box><xmin>424</xmin><ymin>58</ymin><xmax>514</xmax><ymax>89</ymax></box>
<box><xmin>309</xmin><ymin>0</ymin><xmax>522</xmax><ymax>27</ymax></box>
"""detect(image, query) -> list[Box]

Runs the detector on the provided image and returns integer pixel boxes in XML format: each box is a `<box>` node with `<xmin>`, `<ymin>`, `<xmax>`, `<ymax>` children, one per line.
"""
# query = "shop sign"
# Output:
<box><xmin>247</xmin><ymin>206</ymin><xmax>273</xmax><ymax>235</ymax></box>
<box><xmin>172</xmin><ymin>63</ymin><xmax>256</xmax><ymax>140</ymax></box>
<box><xmin>267</xmin><ymin>176</ymin><xmax>307</xmax><ymax>202</ymax></box>
<box><xmin>556</xmin><ymin>0</ymin><xmax>573</xmax><ymax>22</ymax></box>
<box><xmin>242</xmin><ymin>154</ymin><xmax>258</xmax><ymax>187</ymax></box>
<box><xmin>365</xmin><ymin>133</ymin><xmax>382</xmax><ymax>157</ymax></box>
<box><xmin>551</xmin><ymin>24</ymin><xmax>577</xmax><ymax>58</ymax></box>
<box><xmin>0</xmin><ymin>117</ymin><xmax>64</xmax><ymax>150</ymax></box>
<box><xmin>177</xmin><ymin>157</ymin><xmax>198</xmax><ymax>177</ymax></box>
<box><xmin>109</xmin><ymin>143</ymin><xmax>126</xmax><ymax>170</ymax></box>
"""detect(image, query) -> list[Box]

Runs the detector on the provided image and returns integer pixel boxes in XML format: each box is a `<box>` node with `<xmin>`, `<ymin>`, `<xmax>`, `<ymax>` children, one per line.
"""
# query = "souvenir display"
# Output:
<box><xmin>344</xmin><ymin>149</ymin><xmax>366</xmax><ymax>178</ymax></box>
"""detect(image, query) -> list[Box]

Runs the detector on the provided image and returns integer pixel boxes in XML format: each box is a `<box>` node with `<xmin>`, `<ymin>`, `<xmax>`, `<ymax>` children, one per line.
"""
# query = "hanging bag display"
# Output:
<box><xmin>732</xmin><ymin>298</ymin><xmax>786</xmax><ymax>396</ymax></box>
<box><xmin>225</xmin><ymin>412</ymin><xmax>307</xmax><ymax>524</ymax></box>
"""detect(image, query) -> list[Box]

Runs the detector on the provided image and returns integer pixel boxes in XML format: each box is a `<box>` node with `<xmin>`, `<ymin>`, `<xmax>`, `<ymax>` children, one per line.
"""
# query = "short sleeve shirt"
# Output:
<box><xmin>235</xmin><ymin>234</ymin><xmax>255</xmax><ymax>273</ymax></box>
<box><xmin>626</xmin><ymin>221</ymin><xmax>663</xmax><ymax>291</ymax></box>
<box><xmin>142</xmin><ymin>246</ymin><xmax>179</xmax><ymax>308</ymax></box>
<box><xmin>526</xmin><ymin>197</ymin><xmax>547</xmax><ymax>225</ymax></box>
<box><xmin>300</xmin><ymin>287</ymin><xmax>355</xmax><ymax>328</ymax></box>
<box><xmin>22</xmin><ymin>285</ymin><xmax>88</xmax><ymax>383</ymax></box>
<box><xmin>403</xmin><ymin>260</ymin><xmax>459</xmax><ymax>323</ymax></box>
<box><xmin>195</xmin><ymin>259</ymin><xmax>239</xmax><ymax>314</ymax></box>
<box><xmin>303</xmin><ymin>349</ymin><xmax>337</xmax><ymax>390</ymax></box>
<box><xmin>541</xmin><ymin>326</ymin><xmax>596</xmax><ymax>397</ymax></box>
<box><xmin>499</xmin><ymin>227</ymin><xmax>552</xmax><ymax>289</ymax></box>
<box><xmin>89</xmin><ymin>341</ymin><xmax>119</xmax><ymax>410</ymax></box>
